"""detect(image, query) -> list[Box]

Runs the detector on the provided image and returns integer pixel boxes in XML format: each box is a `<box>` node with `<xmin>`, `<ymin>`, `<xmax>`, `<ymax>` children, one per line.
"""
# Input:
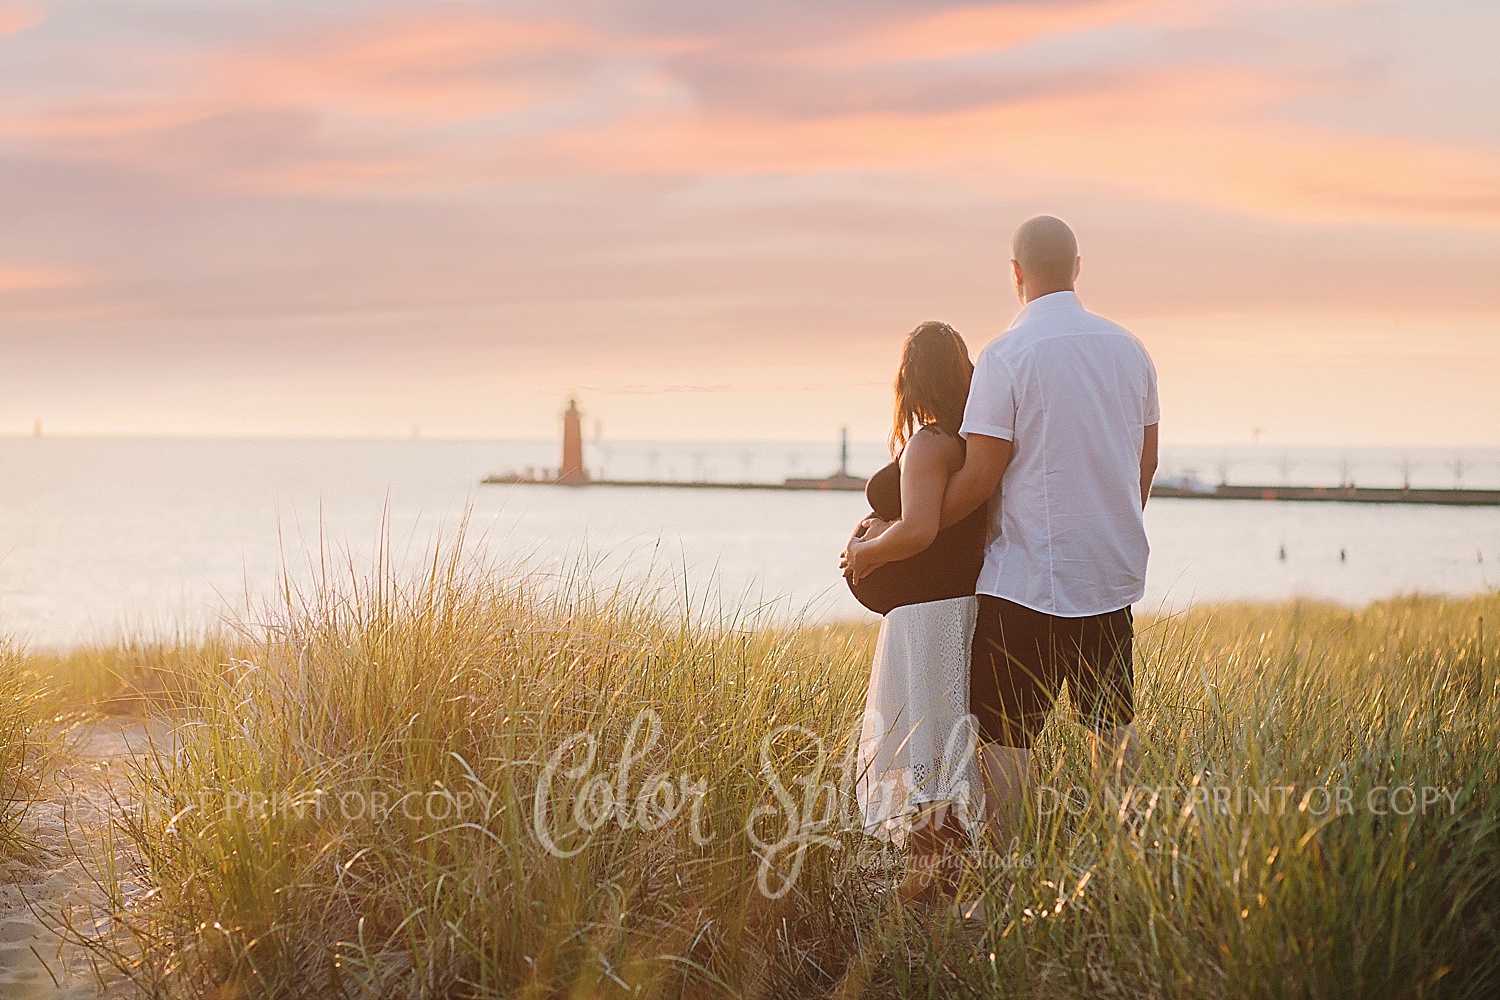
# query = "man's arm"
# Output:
<box><xmin>1140</xmin><ymin>422</ymin><xmax>1159</xmax><ymax>509</ymax></box>
<box><xmin>841</xmin><ymin>432</ymin><xmax>962</xmax><ymax>582</ymax></box>
<box><xmin>939</xmin><ymin>434</ymin><xmax>1013</xmax><ymax>528</ymax></box>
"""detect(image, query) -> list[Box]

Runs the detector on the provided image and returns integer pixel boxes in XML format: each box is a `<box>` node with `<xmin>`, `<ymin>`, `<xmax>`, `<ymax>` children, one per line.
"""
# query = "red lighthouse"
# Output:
<box><xmin>557</xmin><ymin>398</ymin><xmax>589</xmax><ymax>485</ymax></box>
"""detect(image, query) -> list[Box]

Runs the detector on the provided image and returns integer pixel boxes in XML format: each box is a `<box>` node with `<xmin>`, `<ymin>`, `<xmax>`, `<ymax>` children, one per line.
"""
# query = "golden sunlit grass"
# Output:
<box><xmin>24</xmin><ymin>634</ymin><xmax>234</xmax><ymax>716</ymax></box>
<box><xmin>0</xmin><ymin>643</ymin><xmax>54</xmax><ymax>862</ymax></box>
<box><xmin>27</xmin><ymin>546</ymin><xmax>1500</xmax><ymax>999</ymax></box>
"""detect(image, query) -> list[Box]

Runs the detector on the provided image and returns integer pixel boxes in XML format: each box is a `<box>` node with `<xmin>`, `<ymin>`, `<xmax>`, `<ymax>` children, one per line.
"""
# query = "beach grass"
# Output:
<box><xmin>28</xmin><ymin>547</ymin><xmax>1500</xmax><ymax>999</ymax></box>
<box><xmin>22</xmin><ymin>633</ymin><xmax>234</xmax><ymax>716</ymax></box>
<box><xmin>0</xmin><ymin>643</ymin><xmax>55</xmax><ymax>862</ymax></box>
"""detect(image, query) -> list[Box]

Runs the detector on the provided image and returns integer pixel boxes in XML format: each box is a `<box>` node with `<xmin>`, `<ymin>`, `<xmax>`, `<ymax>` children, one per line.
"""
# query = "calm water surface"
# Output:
<box><xmin>1</xmin><ymin>438</ymin><xmax>1497</xmax><ymax>647</ymax></box>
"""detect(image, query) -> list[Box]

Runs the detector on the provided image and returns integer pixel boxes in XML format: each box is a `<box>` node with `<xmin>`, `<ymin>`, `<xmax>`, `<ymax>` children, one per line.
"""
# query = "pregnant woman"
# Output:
<box><xmin>841</xmin><ymin>321</ymin><xmax>987</xmax><ymax>905</ymax></box>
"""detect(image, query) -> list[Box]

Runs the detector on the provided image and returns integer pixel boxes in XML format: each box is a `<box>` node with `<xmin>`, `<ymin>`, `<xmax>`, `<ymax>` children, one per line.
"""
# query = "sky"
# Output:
<box><xmin>2</xmin><ymin>0</ymin><xmax>1498</xmax><ymax>445</ymax></box>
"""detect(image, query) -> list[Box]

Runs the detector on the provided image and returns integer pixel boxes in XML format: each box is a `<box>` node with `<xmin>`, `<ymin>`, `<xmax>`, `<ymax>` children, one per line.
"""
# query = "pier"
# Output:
<box><xmin>1148</xmin><ymin>482</ymin><xmax>1500</xmax><ymax>506</ymax></box>
<box><xmin>483</xmin><ymin>399</ymin><xmax>1500</xmax><ymax>506</ymax></box>
<box><xmin>484</xmin><ymin>474</ymin><xmax>1500</xmax><ymax>505</ymax></box>
<box><xmin>483</xmin><ymin>474</ymin><xmax>867</xmax><ymax>492</ymax></box>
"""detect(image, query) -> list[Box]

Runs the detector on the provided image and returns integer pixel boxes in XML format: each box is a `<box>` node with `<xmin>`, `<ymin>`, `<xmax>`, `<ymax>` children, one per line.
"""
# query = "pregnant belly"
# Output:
<box><xmin>847</xmin><ymin>540</ymin><xmax>981</xmax><ymax>616</ymax></box>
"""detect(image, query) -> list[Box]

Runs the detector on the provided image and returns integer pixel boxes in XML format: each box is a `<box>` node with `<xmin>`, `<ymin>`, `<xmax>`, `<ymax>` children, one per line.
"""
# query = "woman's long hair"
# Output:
<box><xmin>890</xmin><ymin>321</ymin><xmax>974</xmax><ymax>455</ymax></box>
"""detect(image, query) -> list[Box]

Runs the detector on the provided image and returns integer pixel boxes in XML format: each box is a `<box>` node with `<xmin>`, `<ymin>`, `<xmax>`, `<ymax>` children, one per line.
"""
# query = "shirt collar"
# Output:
<box><xmin>1013</xmin><ymin>289</ymin><xmax>1081</xmax><ymax>325</ymax></box>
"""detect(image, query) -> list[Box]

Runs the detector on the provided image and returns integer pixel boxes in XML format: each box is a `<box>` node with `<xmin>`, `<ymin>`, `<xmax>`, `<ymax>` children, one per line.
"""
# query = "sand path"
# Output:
<box><xmin>0</xmin><ymin>718</ymin><xmax>167</xmax><ymax>999</ymax></box>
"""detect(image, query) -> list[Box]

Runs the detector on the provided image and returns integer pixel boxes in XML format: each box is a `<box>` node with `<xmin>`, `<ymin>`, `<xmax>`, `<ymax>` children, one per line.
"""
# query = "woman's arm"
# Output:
<box><xmin>842</xmin><ymin>431</ymin><xmax>961</xmax><ymax>582</ymax></box>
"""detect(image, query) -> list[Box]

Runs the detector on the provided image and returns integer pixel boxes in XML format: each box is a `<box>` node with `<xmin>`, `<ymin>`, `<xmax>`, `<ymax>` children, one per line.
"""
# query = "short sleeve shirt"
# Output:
<box><xmin>960</xmin><ymin>291</ymin><xmax>1159</xmax><ymax>617</ymax></box>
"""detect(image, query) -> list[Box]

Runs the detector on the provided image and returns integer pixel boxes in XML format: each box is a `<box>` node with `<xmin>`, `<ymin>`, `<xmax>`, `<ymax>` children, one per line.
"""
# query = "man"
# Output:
<box><xmin>938</xmin><ymin>216</ymin><xmax>1159</xmax><ymax>842</ymax></box>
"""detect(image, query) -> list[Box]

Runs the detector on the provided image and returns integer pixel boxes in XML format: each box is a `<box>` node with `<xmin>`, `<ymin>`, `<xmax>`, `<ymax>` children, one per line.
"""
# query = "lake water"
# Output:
<box><xmin>1</xmin><ymin>437</ymin><xmax>1498</xmax><ymax>647</ymax></box>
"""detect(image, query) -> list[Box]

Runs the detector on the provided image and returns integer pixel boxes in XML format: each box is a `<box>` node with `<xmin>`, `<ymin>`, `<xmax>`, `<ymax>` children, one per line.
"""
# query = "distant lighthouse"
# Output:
<box><xmin>558</xmin><ymin>398</ymin><xmax>589</xmax><ymax>485</ymax></box>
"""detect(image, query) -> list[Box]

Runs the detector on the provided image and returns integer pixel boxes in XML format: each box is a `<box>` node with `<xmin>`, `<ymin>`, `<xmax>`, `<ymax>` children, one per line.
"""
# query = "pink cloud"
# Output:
<box><xmin>0</xmin><ymin>9</ymin><xmax>698</xmax><ymax>193</ymax></box>
<box><xmin>496</xmin><ymin>63</ymin><xmax>1500</xmax><ymax>230</ymax></box>
<box><xmin>0</xmin><ymin>1</ymin><xmax>44</xmax><ymax>36</ymax></box>
<box><xmin>207</xmin><ymin>15</ymin><xmax>613</xmax><ymax>123</ymax></box>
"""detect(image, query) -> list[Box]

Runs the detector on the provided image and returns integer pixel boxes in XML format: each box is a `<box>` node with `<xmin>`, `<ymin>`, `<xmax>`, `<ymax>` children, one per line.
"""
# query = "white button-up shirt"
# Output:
<box><xmin>960</xmin><ymin>291</ymin><xmax>1159</xmax><ymax>617</ymax></box>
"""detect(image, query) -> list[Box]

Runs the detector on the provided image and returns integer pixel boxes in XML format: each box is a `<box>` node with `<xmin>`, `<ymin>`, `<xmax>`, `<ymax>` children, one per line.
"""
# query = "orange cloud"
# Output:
<box><xmin>0</xmin><ymin>264</ymin><xmax>88</xmax><ymax>292</ymax></box>
<box><xmin>0</xmin><ymin>1</ymin><xmax>44</xmax><ymax>36</ymax></box>
<box><xmin>511</xmin><ymin>66</ymin><xmax>1500</xmax><ymax>230</ymax></box>
<box><xmin>802</xmin><ymin>0</ymin><xmax>1163</xmax><ymax>67</ymax></box>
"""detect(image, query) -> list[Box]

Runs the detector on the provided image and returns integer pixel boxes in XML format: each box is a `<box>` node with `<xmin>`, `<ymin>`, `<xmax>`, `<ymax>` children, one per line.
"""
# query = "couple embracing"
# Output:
<box><xmin>840</xmin><ymin>216</ymin><xmax>1160</xmax><ymax>905</ymax></box>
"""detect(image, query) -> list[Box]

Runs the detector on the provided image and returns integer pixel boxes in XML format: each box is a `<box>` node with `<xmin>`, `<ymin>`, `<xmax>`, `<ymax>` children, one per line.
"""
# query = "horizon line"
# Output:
<box><xmin>3</xmin><ymin>431</ymin><xmax>1500</xmax><ymax>452</ymax></box>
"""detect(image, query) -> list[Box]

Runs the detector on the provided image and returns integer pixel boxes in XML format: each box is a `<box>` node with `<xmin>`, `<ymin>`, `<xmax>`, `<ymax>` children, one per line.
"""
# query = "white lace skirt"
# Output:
<box><xmin>857</xmin><ymin>595</ymin><xmax>982</xmax><ymax>845</ymax></box>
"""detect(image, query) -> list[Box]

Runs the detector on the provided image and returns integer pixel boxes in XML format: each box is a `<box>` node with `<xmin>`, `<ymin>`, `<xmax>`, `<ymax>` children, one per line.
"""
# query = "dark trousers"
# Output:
<box><xmin>969</xmin><ymin>596</ymin><xmax>1135</xmax><ymax>749</ymax></box>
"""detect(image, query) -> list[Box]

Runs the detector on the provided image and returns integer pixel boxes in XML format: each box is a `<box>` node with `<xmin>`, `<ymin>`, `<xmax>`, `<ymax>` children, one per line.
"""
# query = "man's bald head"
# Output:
<box><xmin>1011</xmin><ymin>216</ymin><xmax>1080</xmax><ymax>302</ymax></box>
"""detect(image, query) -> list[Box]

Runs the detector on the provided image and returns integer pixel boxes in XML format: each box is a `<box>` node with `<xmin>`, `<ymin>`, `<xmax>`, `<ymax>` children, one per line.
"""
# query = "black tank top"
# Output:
<box><xmin>846</xmin><ymin>427</ymin><xmax>986</xmax><ymax>615</ymax></box>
